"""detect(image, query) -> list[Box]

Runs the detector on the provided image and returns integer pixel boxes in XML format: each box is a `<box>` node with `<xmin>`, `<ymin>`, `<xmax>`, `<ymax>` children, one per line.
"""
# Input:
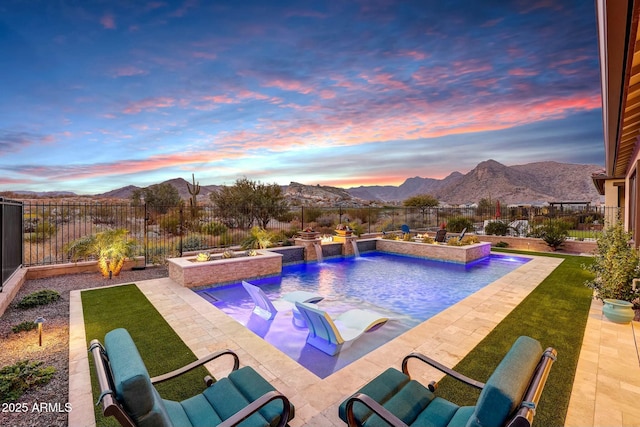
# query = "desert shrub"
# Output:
<box><xmin>485</xmin><ymin>221</ymin><xmax>510</xmax><ymax>236</ymax></box>
<box><xmin>11</xmin><ymin>321</ymin><xmax>37</xmax><ymax>334</ymax></box>
<box><xmin>201</xmin><ymin>221</ymin><xmax>228</xmax><ymax>236</ymax></box>
<box><xmin>283</xmin><ymin>228</ymin><xmax>299</xmax><ymax>239</ymax></box>
<box><xmin>0</xmin><ymin>360</ymin><xmax>56</xmax><ymax>403</ymax></box>
<box><xmin>24</xmin><ymin>222</ymin><xmax>57</xmax><ymax>243</ymax></box>
<box><xmin>302</xmin><ymin>207</ymin><xmax>323</xmax><ymax>223</ymax></box>
<box><xmin>182</xmin><ymin>235</ymin><xmax>206</xmax><ymax>251</ymax></box>
<box><xmin>160</xmin><ymin>212</ymin><xmax>181</xmax><ymax>235</ymax></box>
<box><xmin>422</xmin><ymin>236</ymin><xmax>435</xmax><ymax>244</ymax></box>
<box><xmin>584</xmin><ymin>222</ymin><xmax>640</xmax><ymax>306</ymax></box>
<box><xmin>460</xmin><ymin>235</ymin><xmax>480</xmax><ymax>245</ymax></box>
<box><xmin>147</xmin><ymin>243</ymin><xmax>177</xmax><ymax>264</ymax></box>
<box><xmin>17</xmin><ymin>290</ymin><xmax>60</xmax><ymax>309</ymax></box>
<box><xmin>378</xmin><ymin>219</ymin><xmax>397</xmax><ymax>232</ymax></box>
<box><xmin>347</xmin><ymin>221</ymin><xmax>365</xmax><ymax>236</ymax></box>
<box><xmin>241</xmin><ymin>226</ymin><xmax>276</xmax><ymax>249</ymax></box>
<box><xmin>315</xmin><ymin>215</ymin><xmax>335</xmax><ymax>228</ymax></box>
<box><xmin>446</xmin><ymin>235</ymin><xmax>479</xmax><ymax>246</ymax></box>
<box><xmin>275</xmin><ymin>211</ymin><xmax>297</xmax><ymax>223</ymax></box>
<box><xmin>446</xmin><ymin>217</ymin><xmax>474</xmax><ymax>233</ymax></box>
<box><xmin>531</xmin><ymin>219</ymin><xmax>570</xmax><ymax>250</ymax></box>
<box><xmin>495</xmin><ymin>241</ymin><xmax>509</xmax><ymax>248</ymax></box>
<box><xmin>347</xmin><ymin>208</ymin><xmax>374</xmax><ymax>224</ymax></box>
<box><xmin>217</xmin><ymin>232</ymin><xmax>234</xmax><ymax>247</ymax></box>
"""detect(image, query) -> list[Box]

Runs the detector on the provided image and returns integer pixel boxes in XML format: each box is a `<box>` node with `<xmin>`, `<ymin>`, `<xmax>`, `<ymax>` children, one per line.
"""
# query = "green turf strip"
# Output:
<box><xmin>82</xmin><ymin>284</ymin><xmax>209</xmax><ymax>427</ymax></box>
<box><xmin>434</xmin><ymin>250</ymin><xmax>594</xmax><ymax>427</ymax></box>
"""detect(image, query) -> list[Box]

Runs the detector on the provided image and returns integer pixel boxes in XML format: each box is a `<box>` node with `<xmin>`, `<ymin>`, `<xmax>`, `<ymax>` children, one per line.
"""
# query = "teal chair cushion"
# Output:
<box><xmin>338</xmin><ymin>368</ymin><xmax>410</xmax><ymax>423</ymax></box>
<box><xmin>228</xmin><ymin>366</ymin><xmax>293</xmax><ymax>425</ymax></box>
<box><xmin>104</xmin><ymin>329</ymin><xmax>292</xmax><ymax>427</ymax></box>
<box><xmin>104</xmin><ymin>328</ymin><xmax>173</xmax><ymax>427</ymax></box>
<box><xmin>363</xmin><ymin>380</ymin><xmax>435</xmax><ymax>427</ymax></box>
<box><xmin>466</xmin><ymin>336</ymin><xmax>543</xmax><ymax>427</ymax></box>
<box><xmin>411</xmin><ymin>397</ymin><xmax>460</xmax><ymax>427</ymax></box>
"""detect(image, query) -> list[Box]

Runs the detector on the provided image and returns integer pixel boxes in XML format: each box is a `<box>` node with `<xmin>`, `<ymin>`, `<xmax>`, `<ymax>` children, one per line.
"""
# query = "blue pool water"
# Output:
<box><xmin>196</xmin><ymin>252</ymin><xmax>529</xmax><ymax>378</ymax></box>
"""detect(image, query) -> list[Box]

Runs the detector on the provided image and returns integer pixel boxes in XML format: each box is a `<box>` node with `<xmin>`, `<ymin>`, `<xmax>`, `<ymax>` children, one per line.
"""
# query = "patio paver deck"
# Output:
<box><xmin>67</xmin><ymin>254</ymin><xmax>639</xmax><ymax>426</ymax></box>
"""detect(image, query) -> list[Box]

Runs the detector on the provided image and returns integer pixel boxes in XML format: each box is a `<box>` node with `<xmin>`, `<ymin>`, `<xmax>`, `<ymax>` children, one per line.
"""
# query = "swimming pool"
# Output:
<box><xmin>196</xmin><ymin>252</ymin><xmax>529</xmax><ymax>378</ymax></box>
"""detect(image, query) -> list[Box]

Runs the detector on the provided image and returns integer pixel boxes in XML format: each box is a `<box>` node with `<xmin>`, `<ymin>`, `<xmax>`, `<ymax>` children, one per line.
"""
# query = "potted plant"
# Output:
<box><xmin>299</xmin><ymin>227</ymin><xmax>319</xmax><ymax>239</ymax></box>
<box><xmin>584</xmin><ymin>222</ymin><xmax>639</xmax><ymax>323</ymax></box>
<box><xmin>66</xmin><ymin>228</ymin><xmax>137</xmax><ymax>277</ymax></box>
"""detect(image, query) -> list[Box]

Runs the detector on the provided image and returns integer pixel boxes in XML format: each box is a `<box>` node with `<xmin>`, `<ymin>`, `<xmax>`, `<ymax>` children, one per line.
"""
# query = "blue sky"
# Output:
<box><xmin>0</xmin><ymin>0</ymin><xmax>603</xmax><ymax>194</ymax></box>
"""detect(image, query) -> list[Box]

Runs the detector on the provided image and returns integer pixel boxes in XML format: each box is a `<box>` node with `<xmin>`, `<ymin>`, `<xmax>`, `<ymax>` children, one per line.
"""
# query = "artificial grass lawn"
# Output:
<box><xmin>82</xmin><ymin>284</ymin><xmax>210</xmax><ymax>427</ymax></box>
<box><xmin>435</xmin><ymin>250</ymin><xmax>594</xmax><ymax>427</ymax></box>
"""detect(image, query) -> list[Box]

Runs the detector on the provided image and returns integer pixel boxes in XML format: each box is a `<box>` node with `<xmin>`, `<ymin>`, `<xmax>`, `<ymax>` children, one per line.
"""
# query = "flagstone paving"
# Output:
<box><xmin>68</xmin><ymin>255</ymin><xmax>640</xmax><ymax>426</ymax></box>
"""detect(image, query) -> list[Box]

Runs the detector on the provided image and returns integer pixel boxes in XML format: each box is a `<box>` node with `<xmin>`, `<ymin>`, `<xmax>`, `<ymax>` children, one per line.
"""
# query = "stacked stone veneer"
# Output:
<box><xmin>168</xmin><ymin>250</ymin><xmax>282</xmax><ymax>288</ymax></box>
<box><xmin>376</xmin><ymin>239</ymin><xmax>491</xmax><ymax>263</ymax></box>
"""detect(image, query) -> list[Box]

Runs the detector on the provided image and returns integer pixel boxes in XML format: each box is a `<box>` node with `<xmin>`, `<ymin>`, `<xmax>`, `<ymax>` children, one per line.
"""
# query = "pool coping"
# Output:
<box><xmin>69</xmin><ymin>253</ymin><xmax>562</xmax><ymax>426</ymax></box>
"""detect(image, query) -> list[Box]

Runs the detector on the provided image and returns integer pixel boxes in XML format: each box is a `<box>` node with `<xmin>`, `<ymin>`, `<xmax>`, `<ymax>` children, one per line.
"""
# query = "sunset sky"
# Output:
<box><xmin>0</xmin><ymin>0</ymin><xmax>603</xmax><ymax>194</ymax></box>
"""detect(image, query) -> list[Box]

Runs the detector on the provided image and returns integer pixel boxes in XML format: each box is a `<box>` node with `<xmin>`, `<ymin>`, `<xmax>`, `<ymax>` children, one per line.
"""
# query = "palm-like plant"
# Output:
<box><xmin>66</xmin><ymin>229</ymin><xmax>137</xmax><ymax>277</ymax></box>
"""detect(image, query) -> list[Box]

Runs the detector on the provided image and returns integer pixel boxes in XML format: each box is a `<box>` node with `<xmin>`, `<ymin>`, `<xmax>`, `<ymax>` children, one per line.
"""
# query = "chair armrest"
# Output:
<box><xmin>88</xmin><ymin>339</ymin><xmax>136</xmax><ymax>427</ymax></box>
<box><xmin>217</xmin><ymin>390</ymin><xmax>292</xmax><ymax>427</ymax></box>
<box><xmin>345</xmin><ymin>393</ymin><xmax>409</xmax><ymax>427</ymax></box>
<box><xmin>506</xmin><ymin>347</ymin><xmax>558</xmax><ymax>427</ymax></box>
<box><xmin>151</xmin><ymin>349</ymin><xmax>240</xmax><ymax>384</ymax></box>
<box><xmin>401</xmin><ymin>352</ymin><xmax>485</xmax><ymax>391</ymax></box>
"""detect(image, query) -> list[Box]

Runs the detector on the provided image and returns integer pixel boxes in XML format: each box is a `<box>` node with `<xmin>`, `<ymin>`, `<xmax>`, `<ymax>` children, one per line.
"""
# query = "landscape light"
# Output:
<box><xmin>35</xmin><ymin>317</ymin><xmax>45</xmax><ymax>346</ymax></box>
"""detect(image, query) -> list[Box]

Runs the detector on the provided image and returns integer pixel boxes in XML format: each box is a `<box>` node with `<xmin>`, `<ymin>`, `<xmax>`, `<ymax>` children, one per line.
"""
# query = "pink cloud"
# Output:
<box><xmin>100</xmin><ymin>14</ymin><xmax>116</xmax><ymax>29</ymax></box>
<box><xmin>110</xmin><ymin>66</ymin><xmax>148</xmax><ymax>78</ymax></box>
<box><xmin>263</xmin><ymin>78</ymin><xmax>314</xmax><ymax>94</ymax></box>
<box><xmin>193</xmin><ymin>51</ymin><xmax>217</xmax><ymax>60</ymax></box>
<box><xmin>359</xmin><ymin>72</ymin><xmax>409</xmax><ymax>91</ymax></box>
<box><xmin>401</xmin><ymin>50</ymin><xmax>427</xmax><ymax>61</ymax></box>
<box><xmin>123</xmin><ymin>97</ymin><xmax>177</xmax><ymax>114</ymax></box>
<box><xmin>508</xmin><ymin>68</ymin><xmax>538</xmax><ymax>77</ymax></box>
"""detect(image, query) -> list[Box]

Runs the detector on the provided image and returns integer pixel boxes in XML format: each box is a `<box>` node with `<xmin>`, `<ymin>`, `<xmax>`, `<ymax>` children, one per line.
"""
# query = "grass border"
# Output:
<box><xmin>434</xmin><ymin>249</ymin><xmax>594</xmax><ymax>426</ymax></box>
<box><xmin>81</xmin><ymin>284</ymin><xmax>210</xmax><ymax>427</ymax></box>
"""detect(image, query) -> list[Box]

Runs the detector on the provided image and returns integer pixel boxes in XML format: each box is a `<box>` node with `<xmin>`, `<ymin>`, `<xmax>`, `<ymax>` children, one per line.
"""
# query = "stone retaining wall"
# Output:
<box><xmin>168</xmin><ymin>250</ymin><xmax>283</xmax><ymax>288</ymax></box>
<box><xmin>376</xmin><ymin>239</ymin><xmax>492</xmax><ymax>263</ymax></box>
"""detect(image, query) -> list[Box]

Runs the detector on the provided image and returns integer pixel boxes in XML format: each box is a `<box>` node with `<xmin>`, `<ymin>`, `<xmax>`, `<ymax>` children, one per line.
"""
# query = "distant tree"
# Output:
<box><xmin>210</xmin><ymin>178</ymin><xmax>254</xmax><ymax>228</ymax></box>
<box><xmin>404</xmin><ymin>194</ymin><xmax>439</xmax><ymax>226</ymax></box>
<box><xmin>403</xmin><ymin>194</ymin><xmax>439</xmax><ymax>215</ymax></box>
<box><xmin>477</xmin><ymin>198</ymin><xmax>493</xmax><ymax>212</ymax></box>
<box><xmin>142</xmin><ymin>183</ymin><xmax>181</xmax><ymax>214</ymax></box>
<box><xmin>253</xmin><ymin>182</ymin><xmax>288</xmax><ymax>228</ymax></box>
<box><xmin>130</xmin><ymin>189</ymin><xmax>143</xmax><ymax>207</ymax></box>
<box><xmin>210</xmin><ymin>178</ymin><xmax>289</xmax><ymax>229</ymax></box>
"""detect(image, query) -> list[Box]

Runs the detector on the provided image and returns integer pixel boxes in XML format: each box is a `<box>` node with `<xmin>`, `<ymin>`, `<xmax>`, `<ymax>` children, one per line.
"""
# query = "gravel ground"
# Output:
<box><xmin>0</xmin><ymin>266</ymin><xmax>168</xmax><ymax>427</ymax></box>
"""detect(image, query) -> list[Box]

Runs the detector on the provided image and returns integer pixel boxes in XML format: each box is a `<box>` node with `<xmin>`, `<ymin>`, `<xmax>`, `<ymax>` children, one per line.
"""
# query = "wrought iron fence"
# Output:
<box><xmin>14</xmin><ymin>201</ymin><xmax>620</xmax><ymax>267</ymax></box>
<box><xmin>1</xmin><ymin>197</ymin><xmax>23</xmax><ymax>290</ymax></box>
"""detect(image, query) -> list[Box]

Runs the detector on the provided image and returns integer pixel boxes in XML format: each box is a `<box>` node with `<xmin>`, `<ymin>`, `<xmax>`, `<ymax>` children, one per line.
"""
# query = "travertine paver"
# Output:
<box><xmin>566</xmin><ymin>299</ymin><xmax>640</xmax><ymax>427</ymax></box>
<box><xmin>73</xmin><ymin>254</ymin><xmax>619</xmax><ymax>427</ymax></box>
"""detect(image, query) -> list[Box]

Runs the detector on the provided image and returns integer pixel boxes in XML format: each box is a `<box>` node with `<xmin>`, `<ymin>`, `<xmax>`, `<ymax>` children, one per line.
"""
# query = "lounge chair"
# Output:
<box><xmin>242</xmin><ymin>280</ymin><xmax>324</xmax><ymax>321</ymax></box>
<box><xmin>294</xmin><ymin>302</ymin><xmax>389</xmax><ymax>356</ymax></box>
<box><xmin>89</xmin><ymin>328</ymin><xmax>294</xmax><ymax>427</ymax></box>
<box><xmin>339</xmin><ymin>335</ymin><xmax>557</xmax><ymax>427</ymax></box>
<box><xmin>434</xmin><ymin>228</ymin><xmax>448</xmax><ymax>242</ymax></box>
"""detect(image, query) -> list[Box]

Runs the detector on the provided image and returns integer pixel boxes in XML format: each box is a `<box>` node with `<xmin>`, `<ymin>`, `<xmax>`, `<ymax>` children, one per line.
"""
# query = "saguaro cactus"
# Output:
<box><xmin>186</xmin><ymin>173</ymin><xmax>201</xmax><ymax>218</ymax></box>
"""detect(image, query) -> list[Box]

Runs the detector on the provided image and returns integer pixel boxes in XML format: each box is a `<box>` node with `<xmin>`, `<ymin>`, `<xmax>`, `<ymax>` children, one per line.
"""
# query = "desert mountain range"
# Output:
<box><xmin>8</xmin><ymin>160</ymin><xmax>604</xmax><ymax>206</ymax></box>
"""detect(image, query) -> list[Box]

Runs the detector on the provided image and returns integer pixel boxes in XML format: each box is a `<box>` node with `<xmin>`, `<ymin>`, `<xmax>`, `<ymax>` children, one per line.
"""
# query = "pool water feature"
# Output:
<box><xmin>196</xmin><ymin>252</ymin><xmax>529</xmax><ymax>378</ymax></box>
